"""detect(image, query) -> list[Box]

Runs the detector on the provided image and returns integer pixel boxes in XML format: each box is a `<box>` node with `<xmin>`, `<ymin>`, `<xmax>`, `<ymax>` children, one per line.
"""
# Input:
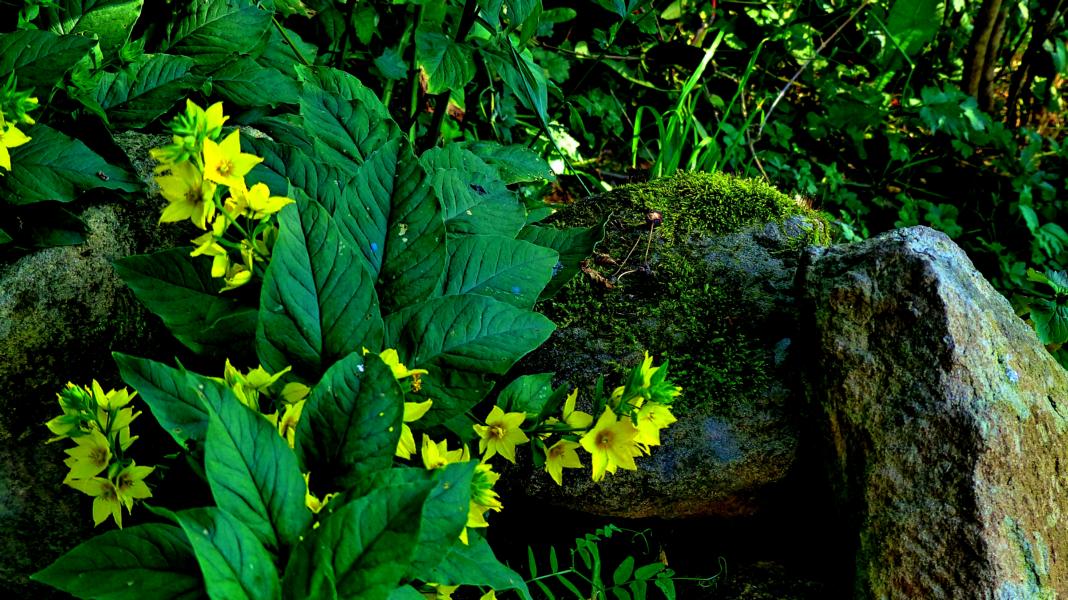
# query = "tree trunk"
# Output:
<box><xmin>962</xmin><ymin>0</ymin><xmax>1006</xmax><ymax>105</ymax></box>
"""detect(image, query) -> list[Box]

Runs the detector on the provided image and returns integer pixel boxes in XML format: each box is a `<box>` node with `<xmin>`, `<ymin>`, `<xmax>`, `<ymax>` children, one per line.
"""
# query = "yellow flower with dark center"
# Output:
<box><xmin>544</xmin><ymin>439</ymin><xmax>582</xmax><ymax>485</ymax></box>
<box><xmin>202</xmin><ymin>130</ymin><xmax>262</xmax><ymax>188</ymax></box>
<box><xmin>580</xmin><ymin>408</ymin><xmax>640</xmax><ymax>481</ymax></box>
<box><xmin>420</xmin><ymin>434</ymin><xmax>468</xmax><ymax>470</ymax></box>
<box><xmin>633</xmin><ymin>401</ymin><xmax>677</xmax><ymax>450</ymax></box>
<box><xmin>0</xmin><ymin>111</ymin><xmax>31</xmax><ymax>172</ymax></box>
<box><xmin>473</xmin><ymin>406</ymin><xmax>528</xmax><ymax>463</ymax></box>
<box><xmin>62</xmin><ymin>429</ymin><xmax>111</xmax><ymax>480</ymax></box>
<box><xmin>66</xmin><ymin>477</ymin><xmax>123</xmax><ymax>527</ymax></box>
<box><xmin>114</xmin><ymin>462</ymin><xmax>154</xmax><ymax>512</ymax></box>
<box><xmin>158</xmin><ymin>160</ymin><xmax>217</xmax><ymax>229</ymax></box>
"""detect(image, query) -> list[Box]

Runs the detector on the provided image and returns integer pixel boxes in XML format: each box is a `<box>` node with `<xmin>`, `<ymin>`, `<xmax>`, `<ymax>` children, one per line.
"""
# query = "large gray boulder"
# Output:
<box><xmin>512</xmin><ymin>171</ymin><xmax>828</xmax><ymax>518</ymax></box>
<box><xmin>0</xmin><ymin>132</ymin><xmax>179</xmax><ymax>596</ymax></box>
<box><xmin>799</xmin><ymin>226</ymin><xmax>1068</xmax><ymax>598</ymax></box>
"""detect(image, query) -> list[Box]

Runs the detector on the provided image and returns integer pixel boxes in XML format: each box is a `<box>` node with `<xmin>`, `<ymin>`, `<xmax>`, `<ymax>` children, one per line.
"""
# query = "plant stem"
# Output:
<box><xmin>418</xmin><ymin>0</ymin><xmax>480</xmax><ymax>152</ymax></box>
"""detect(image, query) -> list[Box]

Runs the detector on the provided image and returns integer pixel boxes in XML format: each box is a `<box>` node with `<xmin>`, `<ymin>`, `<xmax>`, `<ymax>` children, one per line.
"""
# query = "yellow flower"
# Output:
<box><xmin>202</xmin><ymin>130</ymin><xmax>263</xmax><ymax>188</ymax></box>
<box><xmin>114</xmin><ymin>462</ymin><xmax>153</xmax><ymax>512</ymax></box>
<box><xmin>62</xmin><ymin>429</ymin><xmax>111</xmax><ymax>480</ymax></box>
<box><xmin>0</xmin><ymin>111</ymin><xmax>31</xmax><ymax>172</ymax></box>
<box><xmin>396</xmin><ymin>399</ymin><xmax>433</xmax><ymax>459</ymax></box>
<box><xmin>66</xmin><ymin>477</ymin><xmax>123</xmax><ymax>527</ymax></box>
<box><xmin>633</xmin><ymin>402</ymin><xmax>677</xmax><ymax>450</ymax></box>
<box><xmin>561</xmin><ymin>389</ymin><xmax>592</xmax><ymax>429</ymax></box>
<box><xmin>303</xmin><ymin>473</ymin><xmax>336</xmax><ymax>514</ymax></box>
<box><xmin>422</xmin><ymin>583</ymin><xmax>459</xmax><ymax>599</ymax></box>
<box><xmin>544</xmin><ymin>439</ymin><xmax>582</xmax><ymax>485</ymax></box>
<box><xmin>473</xmin><ymin>406</ymin><xmax>529</xmax><ymax>463</ymax></box>
<box><xmin>480</xmin><ymin>591</ymin><xmax>497</xmax><ymax>600</ymax></box>
<box><xmin>420</xmin><ymin>434</ymin><xmax>468</xmax><ymax>470</ymax></box>
<box><xmin>276</xmin><ymin>400</ymin><xmax>305</xmax><ymax>448</ymax></box>
<box><xmin>197</xmin><ymin>100</ymin><xmax>228</xmax><ymax>140</ymax></box>
<box><xmin>220</xmin><ymin>259</ymin><xmax>252</xmax><ymax>291</ymax></box>
<box><xmin>579</xmin><ymin>408</ymin><xmax>640</xmax><ymax>481</ymax></box>
<box><xmin>281</xmin><ymin>382</ymin><xmax>310</xmax><ymax>404</ymax></box>
<box><xmin>158</xmin><ymin>160</ymin><xmax>217</xmax><ymax>229</ymax></box>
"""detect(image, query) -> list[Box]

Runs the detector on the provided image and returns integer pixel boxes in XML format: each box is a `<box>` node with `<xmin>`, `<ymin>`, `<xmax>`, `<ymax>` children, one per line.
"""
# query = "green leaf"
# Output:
<box><xmin>517</xmin><ymin>221</ymin><xmax>605</xmax><ymax>299</ymax></box>
<box><xmin>1032</xmin><ymin>301</ymin><xmax>1068</xmax><ymax>346</ymax></box>
<box><xmin>283</xmin><ymin>479</ymin><xmax>434</xmax><ymax>600</ymax></box>
<box><xmin>42</xmin><ymin>0</ymin><xmax>144</xmax><ymax>60</ymax></box>
<box><xmin>496</xmin><ymin>372</ymin><xmax>561</xmax><ymax>420</ymax></box>
<box><xmin>613</xmin><ymin>556</ymin><xmax>635</xmax><ymax>586</ymax></box>
<box><xmin>883</xmin><ymin>0</ymin><xmax>941</xmax><ymax>58</ymax></box>
<box><xmin>375</xmin><ymin>47</ymin><xmax>408</xmax><ymax>80</ymax></box>
<box><xmin>32</xmin><ymin>524</ymin><xmax>203</xmax><ymax>599</ymax></box>
<box><xmin>113</xmin><ymin>248</ymin><xmax>256</xmax><ymax>357</ymax></box>
<box><xmin>0</xmin><ymin>124</ymin><xmax>139</xmax><ymax>204</ymax></box>
<box><xmin>92</xmin><ymin>54</ymin><xmax>198</xmax><ymax>128</ymax></box>
<box><xmin>422</xmin><ymin>144</ymin><xmax>526</xmax><ymax>237</ymax></box>
<box><xmin>443</xmin><ymin>235</ymin><xmax>558</xmax><ymax>309</ymax></box>
<box><xmin>406</xmin><ymin>462</ymin><xmax>476</xmax><ymax>577</ymax></box>
<box><xmin>296</xmin><ymin>66</ymin><xmax>397</xmax><ymax>169</ymax></box>
<box><xmin>0</xmin><ymin>30</ymin><xmax>93</xmax><ymax>89</ymax></box>
<box><xmin>257</xmin><ymin>199</ymin><xmax>384</xmax><ymax>381</ymax></box>
<box><xmin>243</xmin><ymin>137</ymin><xmax>355</xmax><ymax>210</ymax></box>
<box><xmin>388</xmin><ymin>586</ymin><xmax>426</xmax><ymax>600</ymax></box>
<box><xmin>0</xmin><ymin>229</ymin><xmax>11</xmax><ymax>244</ymax></box>
<box><xmin>166</xmin><ymin>2</ymin><xmax>272</xmax><ymax>64</ymax></box>
<box><xmin>633</xmin><ymin>562</ymin><xmax>664</xmax><ymax>580</ymax></box>
<box><xmin>296</xmin><ymin>353</ymin><xmax>403</xmax><ymax>492</ymax></box>
<box><xmin>460</xmin><ymin>140</ymin><xmax>554</xmax><ymax>184</ymax></box>
<box><xmin>210</xmin><ymin>57</ymin><xmax>300</xmax><ymax>108</ymax></box>
<box><xmin>429</xmin><ymin>534</ymin><xmax>533</xmax><ymax>600</ymax></box>
<box><xmin>415</xmin><ymin>31</ymin><xmax>476</xmax><ymax>95</ymax></box>
<box><xmin>176</xmin><ymin>508</ymin><xmax>280</xmax><ymax>600</ymax></box>
<box><xmin>205</xmin><ymin>393</ymin><xmax>312</xmax><ymax>553</ymax></box>
<box><xmin>113</xmin><ymin>353</ymin><xmax>235</xmax><ymax>449</ymax></box>
<box><xmin>334</xmin><ymin>139</ymin><xmax>447</xmax><ymax>314</ymax></box>
<box><xmin>384</xmin><ymin>295</ymin><xmax>555</xmax><ymax>425</ymax></box>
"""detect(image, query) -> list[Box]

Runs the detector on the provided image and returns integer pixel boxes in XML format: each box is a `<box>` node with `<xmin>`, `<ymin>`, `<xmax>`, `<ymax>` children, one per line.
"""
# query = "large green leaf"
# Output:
<box><xmin>1032</xmin><ymin>301</ymin><xmax>1068</xmax><ymax>346</ymax></box>
<box><xmin>113</xmin><ymin>353</ymin><xmax>235</xmax><ymax>450</ymax></box>
<box><xmin>93</xmin><ymin>54</ymin><xmax>198</xmax><ymax>128</ymax></box>
<box><xmin>384</xmin><ymin>295</ymin><xmax>555</xmax><ymax>424</ymax></box>
<box><xmin>0</xmin><ymin>124</ymin><xmax>139</xmax><ymax>204</ymax></box>
<box><xmin>210</xmin><ymin>58</ymin><xmax>299</xmax><ymax>108</ymax></box>
<box><xmin>244</xmin><ymin>137</ymin><xmax>355</xmax><ymax>213</ymax></box>
<box><xmin>32</xmin><ymin>524</ymin><xmax>203</xmax><ymax>599</ymax></box>
<box><xmin>517</xmin><ymin>221</ymin><xmax>605</xmax><ymax>299</ymax></box>
<box><xmin>296</xmin><ymin>353</ymin><xmax>402</xmax><ymax>493</ymax></box>
<box><xmin>42</xmin><ymin>0</ymin><xmax>144</xmax><ymax>59</ymax></box>
<box><xmin>283</xmin><ymin>479</ymin><xmax>433</xmax><ymax>600</ymax></box>
<box><xmin>0</xmin><ymin>30</ymin><xmax>93</xmax><ymax>89</ymax></box>
<box><xmin>177</xmin><ymin>508</ymin><xmax>281</xmax><ymax>600</ymax></box>
<box><xmin>335</xmin><ymin>139</ymin><xmax>447</xmax><ymax>314</ymax></box>
<box><xmin>205</xmin><ymin>393</ymin><xmax>311</xmax><ymax>553</ymax></box>
<box><xmin>406</xmin><ymin>462</ymin><xmax>475</xmax><ymax>578</ymax></box>
<box><xmin>443</xmin><ymin>235</ymin><xmax>558</xmax><ymax>309</ymax></box>
<box><xmin>883</xmin><ymin>0</ymin><xmax>941</xmax><ymax>59</ymax></box>
<box><xmin>415</xmin><ymin>31</ymin><xmax>476</xmax><ymax>95</ymax></box>
<box><xmin>460</xmin><ymin>140</ymin><xmax>554</xmax><ymax>184</ymax></box>
<box><xmin>421</xmin><ymin>144</ymin><xmax>527</xmax><ymax>237</ymax></box>
<box><xmin>296</xmin><ymin>66</ymin><xmax>397</xmax><ymax>169</ymax></box>
<box><xmin>429</xmin><ymin>534</ymin><xmax>533</xmax><ymax>600</ymax></box>
<box><xmin>166</xmin><ymin>2</ymin><xmax>272</xmax><ymax>64</ymax></box>
<box><xmin>257</xmin><ymin>199</ymin><xmax>384</xmax><ymax>380</ymax></box>
<box><xmin>113</xmin><ymin>247</ymin><xmax>256</xmax><ymax>357</ymax></box>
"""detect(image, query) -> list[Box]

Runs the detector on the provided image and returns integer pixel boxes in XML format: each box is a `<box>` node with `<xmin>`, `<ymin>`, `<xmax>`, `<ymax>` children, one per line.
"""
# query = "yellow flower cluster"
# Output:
<box><xmin>45</xmin><ymin>382</ymin><xmax>153</xmax><ymax>528</ymax></box>
<box><xmin>0</xmin><ymin>76</ymin><xmax>36</xmax><ymax>173</ymax></box>
<box><xmin>469</xmin><ymin>352</ymin><xmax>680</xmax><ymax>484</ymax></box>
<box><xmin>151</xmin><ymin>100</ymin><xmax>294</xmax><ymax>291</ymax></box>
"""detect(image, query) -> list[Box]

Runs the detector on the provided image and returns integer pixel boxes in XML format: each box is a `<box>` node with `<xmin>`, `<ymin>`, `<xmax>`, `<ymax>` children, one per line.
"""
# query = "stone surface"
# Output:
<box><xmin>0</xmin><ymin>132</ymin><xmax>180</xmax><ymax>596</ymax></box>
<box><xmin>799</xmin><ymin>226</ymin><xmax>1068</xmax><ymax>598</ymax></box>
<box><xmin>510</xmin><ymin>172</ymin><xmax>827</xmax><ymax>518</ymax></box>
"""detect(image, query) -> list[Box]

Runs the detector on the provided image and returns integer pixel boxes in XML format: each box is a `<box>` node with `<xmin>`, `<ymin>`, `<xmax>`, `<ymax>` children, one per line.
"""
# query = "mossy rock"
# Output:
<box><xmin>510</xmin><ymin>171</ymin><xmax>829</xmax><ymax>518</ymax></box>
<box><xmin>0</xmin><ymin>132</ymin><xmax>183</xmax><ymax>597</ymax></box>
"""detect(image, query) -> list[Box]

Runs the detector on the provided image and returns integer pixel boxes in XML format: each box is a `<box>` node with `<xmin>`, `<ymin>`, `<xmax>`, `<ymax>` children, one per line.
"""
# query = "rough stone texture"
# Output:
<box><xmin>0</xmin><ymin>132</ymin><xmax>180</xmax><ymax>596</ymax></box>
<box><xmin>799</xmin><ymin>226</ymin><xmax>1068</xmax><ymax>598</ymax></box>
<box><xmin>509</xmin><ymin>172</ymin><xmax>827</xmax><ymax>519</ymax></box>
